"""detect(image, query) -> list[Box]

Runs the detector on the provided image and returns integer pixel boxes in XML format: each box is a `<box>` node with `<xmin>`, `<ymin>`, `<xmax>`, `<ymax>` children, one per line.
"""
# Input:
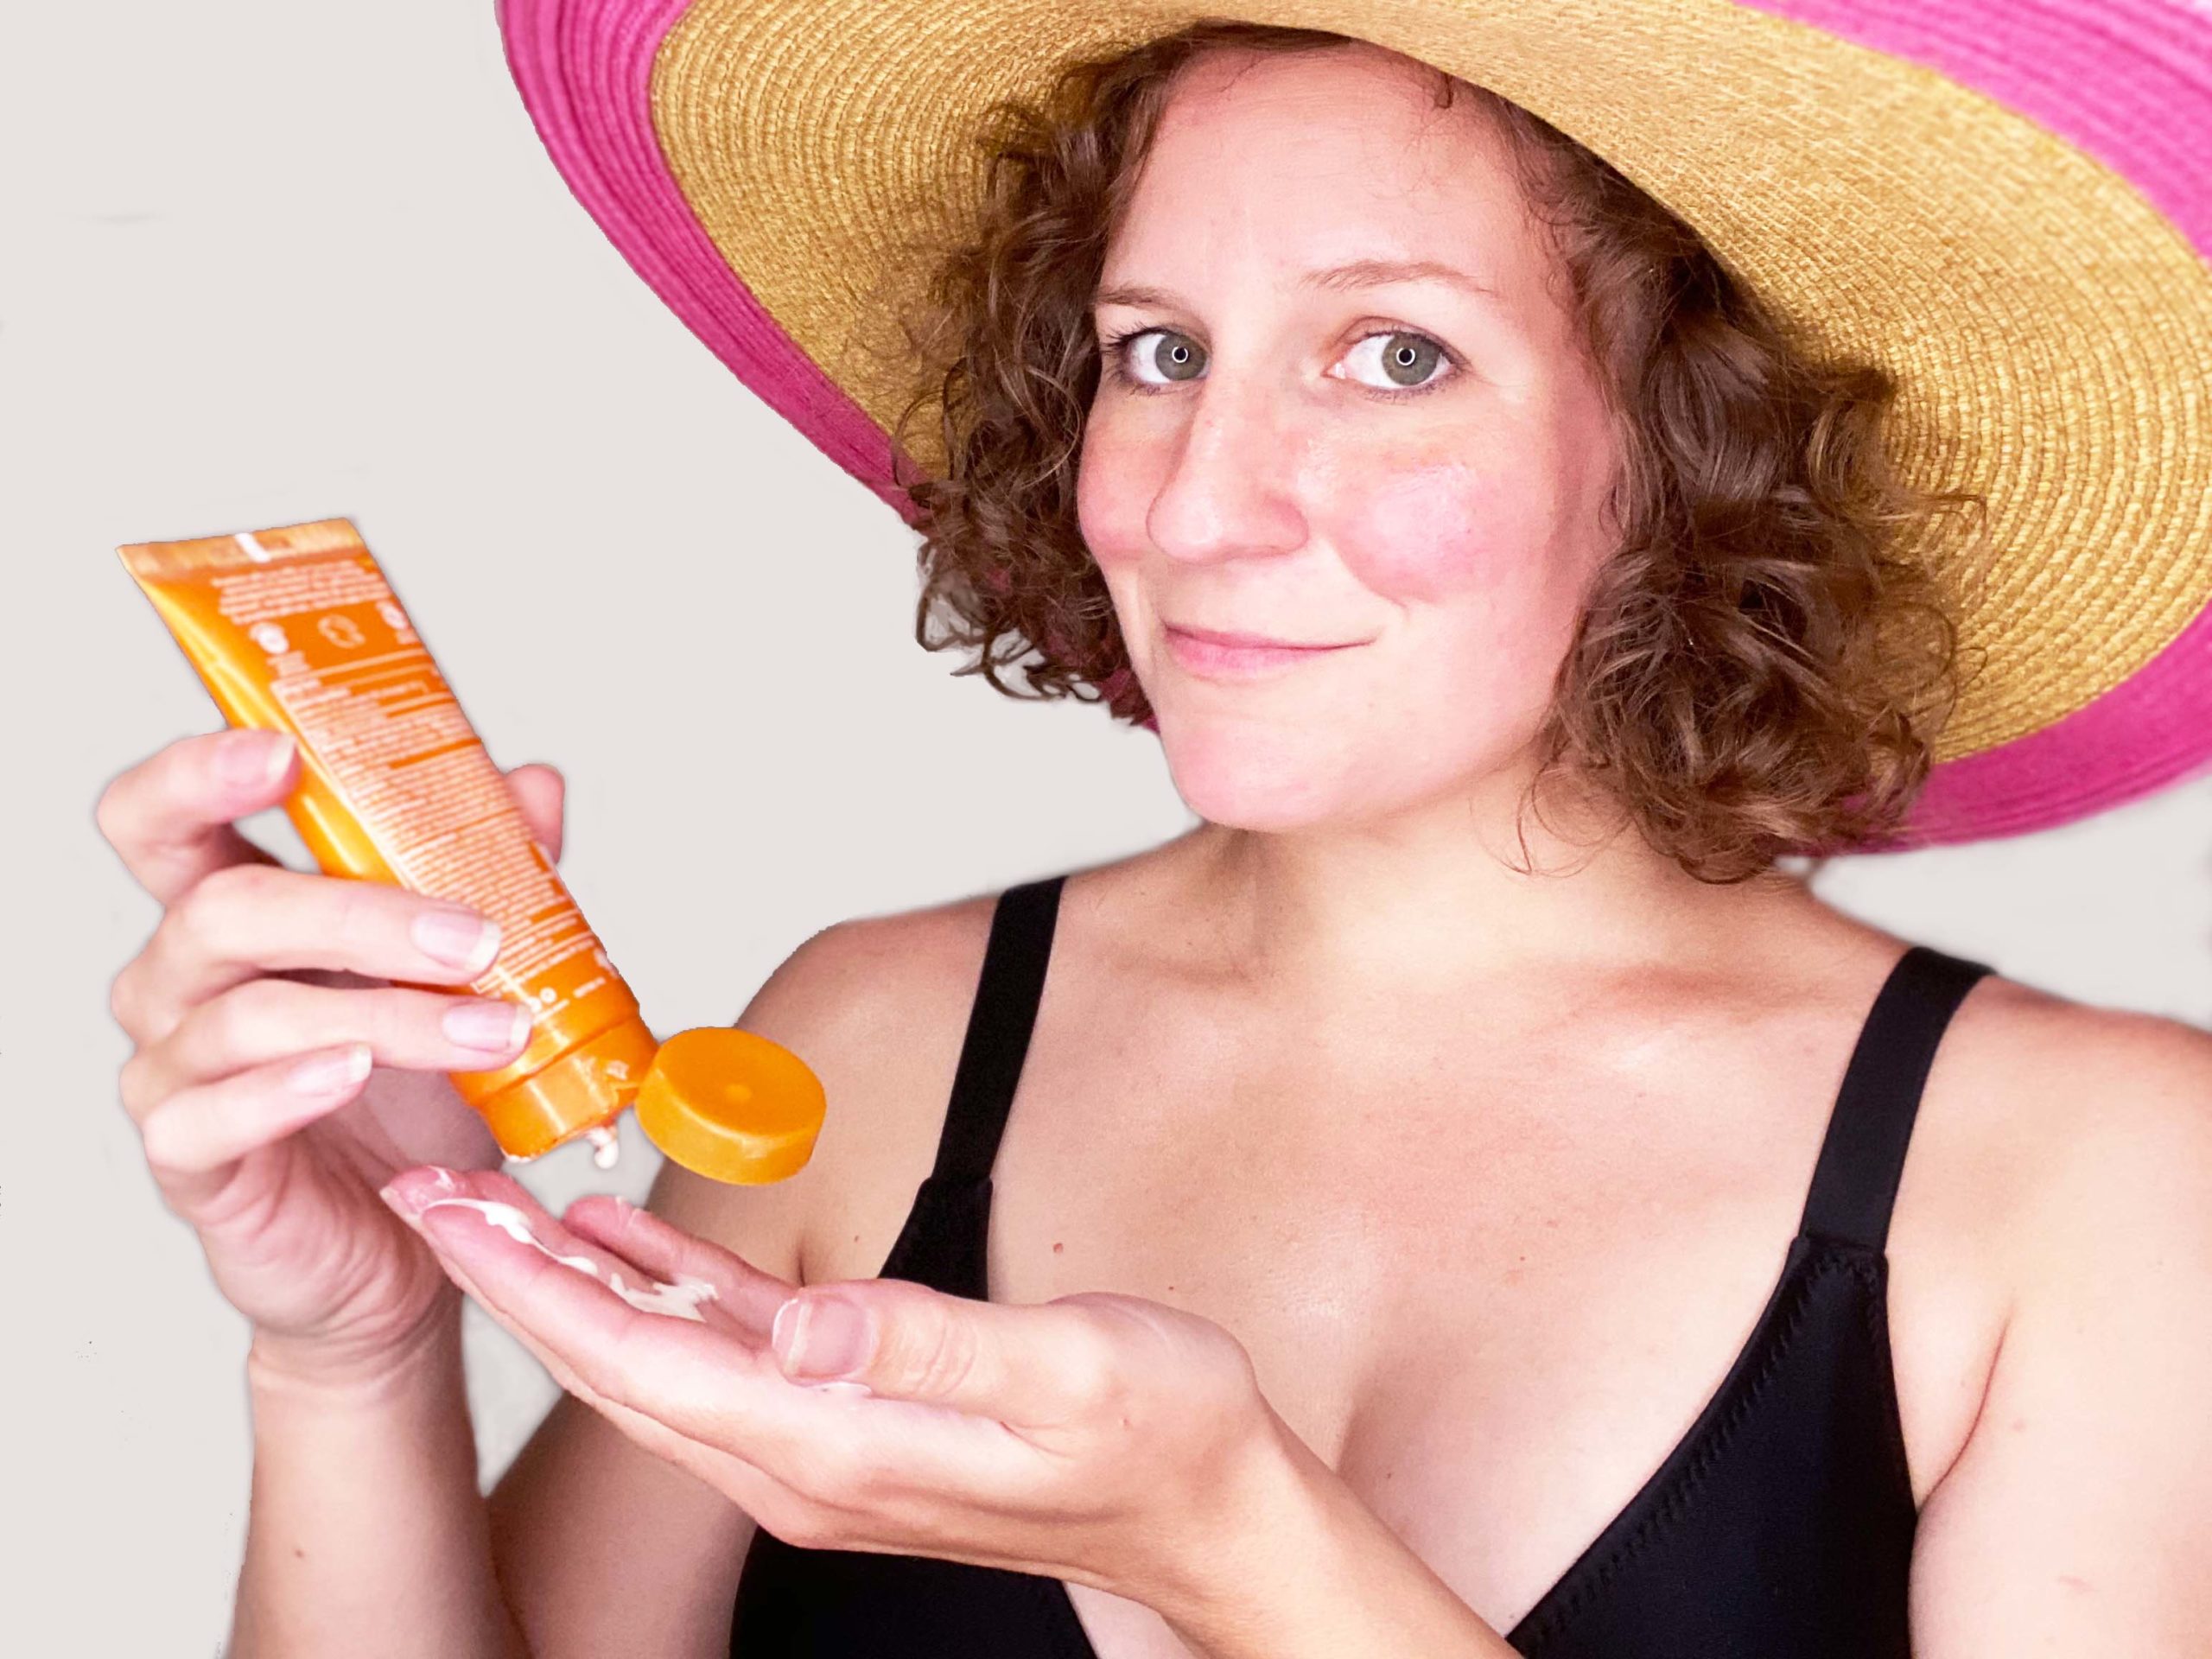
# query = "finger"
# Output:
<box><xmin>425</xmin><ymin>1188</ymin><xmax>1039</xmax><ymax>1516</ymax></box>
<box><xmin>94</xmin><ymin>728</ymin><xmax>298</xmax><ymax>907</ymax></box>
<box><xmin>500</xmin><ymin>763</ymin><xmax>565</xmax><ymax>864</ymax></box>
<box><xmin>779</xmin><ymin>1281</ymin><xmax>1161</xmax><ymax>1429</ymax></box>
<box><xmin>407</xmin><ymin>1179</ymin><xmax>736</xmax><ymax>1383</ymax></box>
<box><xmin>138</xmin><ymin>1040</ymin><xmax>373</xmax><ymax>1199</ymax></box>
<box><xmin>413</xmin><ymin>1199</ymin><xmax>1037</xmax><ymax>1572</ymax></box>
<box><xmin>124</xmin><ymin>864</ymin><xmax>504</xmax><ymax>1044</ymax></box>
<box><xmin>517</xmin><ymin>1349</ymin><xmax>864</xmax><ymax>1560</ymax></box>
<box><xmin>397</xmin><ymin>1178</ymin><xmax>850</xmax><ymax>1415</ymax></box>
<box><xmin>122</xmin><ymin>978</ymin><xmax>533</xmax><ymax>1122</ymax></box>
<box><xmin>378</xmin><ymin>1181</ymin><xmax>696</xmax><ymax>1439</ymax></box>
<box><xmin>426</xmin><ymin>1234</ymin><xmax>807</xmax><ymax>1528</ymax></box>
<box><xmin>386</xmin><ymin>1167</ymin><xmax>726</xmax><ymax>1325</ymax></box>
<box><xmin>560</xmin><ymin>1194</ymin><xmax>794</xmax><ymax>1342</ymax></box>
<box><xmin>393</xmin><ymin>1205</ymin><xmax>776</xmax><ymax>1491</ymax></box>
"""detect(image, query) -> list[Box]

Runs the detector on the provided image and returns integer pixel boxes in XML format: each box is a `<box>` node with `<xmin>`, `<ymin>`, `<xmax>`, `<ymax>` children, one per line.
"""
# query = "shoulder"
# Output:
<box><xmin>1926</xmin><ymin>966</ymin><xmax>2212</xmax><ymax>1237</ymax></box>
<box><xmin>1911</xmin><ymin>963</ymin><xmax>2212</xmax><ymax>1369</ymax></box>
<box><xmin>642</xmin><ymin>880</ymin><xmax>1010</xmax><ymax>1282</ymax></box>
<box><xmin>1899</xmin><ymin>970</ymin><xmax>2212</xmax><ymax>1640</ymax></box>
<box><xmin>746</xmin><ymin>888</ymin><xmax>1002</xmax><ymax>1065</ymax></box>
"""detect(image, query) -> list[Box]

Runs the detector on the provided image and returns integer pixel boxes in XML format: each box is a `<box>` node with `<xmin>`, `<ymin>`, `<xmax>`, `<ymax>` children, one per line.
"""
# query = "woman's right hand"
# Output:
<box><xmin>96</xmin><ymin>727</ymin><xmax>570</xmax><ymax>1385</ymax></box>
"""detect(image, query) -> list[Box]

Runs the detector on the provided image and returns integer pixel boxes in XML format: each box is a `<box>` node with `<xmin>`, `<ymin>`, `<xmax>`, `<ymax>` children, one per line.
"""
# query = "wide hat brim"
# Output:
<box><xmin>498</xmin><ymin>0</ymin><xmax>2212</xmax><ymax>851</ymax></box>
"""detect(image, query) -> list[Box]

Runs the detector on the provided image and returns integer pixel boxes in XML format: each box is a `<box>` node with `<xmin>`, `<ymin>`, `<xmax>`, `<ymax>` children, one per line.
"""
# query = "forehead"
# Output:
<box><xmin>1104</xmin><ymin>44</ymin><xmax>1553</xmax><ymax>300</ymax></box>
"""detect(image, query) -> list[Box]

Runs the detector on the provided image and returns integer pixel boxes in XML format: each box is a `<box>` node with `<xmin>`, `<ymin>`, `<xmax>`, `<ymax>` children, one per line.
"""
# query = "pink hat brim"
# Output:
<box><xmin>497</xmin><ymin>0</ymin><xmax>2212</xmax><ymax>850</ymax></box>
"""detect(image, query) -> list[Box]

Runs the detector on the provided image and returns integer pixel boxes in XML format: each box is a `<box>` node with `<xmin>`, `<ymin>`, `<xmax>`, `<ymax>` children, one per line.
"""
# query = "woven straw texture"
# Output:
<box><xmin>493</xmin><ymin>0</ymin><xmax>2212</xmax><ymax>843</ymax></box>
<box><xmin>650</xmin><ymin>0</ymin><xmax>2212</xmax><ymax>765</ymax></box>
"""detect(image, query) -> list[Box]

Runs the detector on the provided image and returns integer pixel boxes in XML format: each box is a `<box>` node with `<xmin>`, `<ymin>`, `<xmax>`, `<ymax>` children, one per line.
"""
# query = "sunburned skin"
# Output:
<box><xmin>420</xmin><ymin>1197</ymin><xmax>719</xmax><ymax>1322</ymax></box>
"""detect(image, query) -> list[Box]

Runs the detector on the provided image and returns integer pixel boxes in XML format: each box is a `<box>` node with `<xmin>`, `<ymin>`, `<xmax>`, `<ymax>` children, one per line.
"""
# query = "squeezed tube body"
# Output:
<box><xmin>118</xmin><ymin>517</ymin><xmax>652</xmax><ymax>1158</ymax></box>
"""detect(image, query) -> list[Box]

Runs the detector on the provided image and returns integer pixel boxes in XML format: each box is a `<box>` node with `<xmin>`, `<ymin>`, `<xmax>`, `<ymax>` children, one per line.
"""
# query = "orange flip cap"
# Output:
<box><xmin>634</xmin><ymin>1027</ymin><xmax>827</xmax><ymax>1185</ymax></box>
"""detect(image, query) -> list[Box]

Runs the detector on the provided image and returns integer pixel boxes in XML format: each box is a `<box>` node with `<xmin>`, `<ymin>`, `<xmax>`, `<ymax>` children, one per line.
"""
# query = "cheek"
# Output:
<box><xmin>1076</xmin><ymin>419</ymin><xmax>1150</xmax><ymax>570</ymax></box>
<box><xmin>1337</xmin><ymin>456</ymin><xmax>1533</xmax><ymax>604</ymax></box>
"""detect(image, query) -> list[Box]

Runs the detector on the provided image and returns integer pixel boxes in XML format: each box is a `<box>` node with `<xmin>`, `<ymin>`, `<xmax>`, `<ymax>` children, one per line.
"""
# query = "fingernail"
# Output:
<box><xmin>413</xmin><ymin>907</ymin><xmax>500</xmax><ymax>975</ymax></box>
<box><xmin>218</xmin><ymin>729</ymin><xmax>295</xmax><ymax>788</ymax></box>
<box><xmin>442</xmin><ymin>998</ymin><xmax>531</xmax><ymax>1051</ymax></box>
<box><xmin>288</xmin><ymin>1042</ymin><xmax>371</xmax><ymax>1095</ymax></box>
<box><xmin>378</xmin><ymin>1177</ymin><xmax>425</xmax><ymax>1223</ymax></box>
<box><xmin>774</xmin><ymin>1294</ymin><xmax>873</xmax><ymax>1380</ymax></box>
<box><xmin>379</xmin><ymin>1165</ymin><xmax>461</xmax><ymax>1225</ymax></box>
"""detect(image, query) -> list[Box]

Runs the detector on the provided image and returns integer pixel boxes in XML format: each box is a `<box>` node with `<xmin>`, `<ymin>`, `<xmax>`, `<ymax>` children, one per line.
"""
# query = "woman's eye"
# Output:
<box><xmin>1339</xmin><ymin>331</ymin><xmax>1452</xmax><ymax>392</ymax></box>
<box><xmin>1099</xmin><ymin>327</ymin><xmax>1458</xmax><ymax>397</ymax></box>
<box><xmin>1107</xmin><ymin>327</ymin><xmax>1206</xmax><ymax>387</ymax></box>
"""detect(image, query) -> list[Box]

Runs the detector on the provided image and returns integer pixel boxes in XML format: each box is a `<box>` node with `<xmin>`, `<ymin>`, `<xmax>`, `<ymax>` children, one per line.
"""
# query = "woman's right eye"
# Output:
<box><xmin>1100</xmin><ymin>327</ymin><xmax>1205</xmax><ymax>392</ymax></box>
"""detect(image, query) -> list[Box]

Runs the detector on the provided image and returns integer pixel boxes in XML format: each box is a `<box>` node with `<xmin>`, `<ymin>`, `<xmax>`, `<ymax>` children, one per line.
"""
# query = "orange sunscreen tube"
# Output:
<box><xmin>117</xmin><ymin>517</ymin><xmax>824</xmax><ymax>1182</ymax></box>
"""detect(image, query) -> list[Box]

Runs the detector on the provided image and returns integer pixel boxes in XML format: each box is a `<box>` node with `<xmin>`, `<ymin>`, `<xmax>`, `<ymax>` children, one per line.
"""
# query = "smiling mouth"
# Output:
<box><xmin>1161</xmin><ymin>624</ymin><xmax>1365</xmax><ymax>679</ymax></box>
<box><xmin>1166</xmin><ymin>622</ymin><xmax>1359</xmax><ymax>649</ymax></box>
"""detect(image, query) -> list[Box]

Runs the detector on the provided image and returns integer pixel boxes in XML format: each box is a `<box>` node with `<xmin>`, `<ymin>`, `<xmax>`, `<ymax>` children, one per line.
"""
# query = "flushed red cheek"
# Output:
<box><xmin>1338</xmin><ymin>458</ymin><xmax>1526</xmax><ymax>603</ymax></box>
<box><xmin>1075</xmin><ymin>469</ymin><xmax>1148</xmax><ymax>575</ymax></box>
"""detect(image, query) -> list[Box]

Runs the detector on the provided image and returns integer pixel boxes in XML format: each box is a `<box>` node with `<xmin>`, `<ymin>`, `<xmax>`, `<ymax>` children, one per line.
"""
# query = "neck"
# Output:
<box><xmin>1174</xmin><ymin>758</ymin><xmax>1802</xmax><ymax>998</ymax></box>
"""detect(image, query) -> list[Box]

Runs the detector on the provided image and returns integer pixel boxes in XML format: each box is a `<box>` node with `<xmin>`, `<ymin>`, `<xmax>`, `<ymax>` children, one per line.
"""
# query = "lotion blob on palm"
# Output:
<box><xmin>422</xmin><ymin>1198</ymin><xmax>720</xmax><ymax>1321</ymax></box>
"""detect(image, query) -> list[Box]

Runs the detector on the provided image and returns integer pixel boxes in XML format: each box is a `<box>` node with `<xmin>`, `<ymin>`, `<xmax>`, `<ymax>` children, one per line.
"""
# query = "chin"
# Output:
<box><xmin>1154</xmin><ymin>718</ymin><xmax>1364</xmax><ymax>831</ymax></box>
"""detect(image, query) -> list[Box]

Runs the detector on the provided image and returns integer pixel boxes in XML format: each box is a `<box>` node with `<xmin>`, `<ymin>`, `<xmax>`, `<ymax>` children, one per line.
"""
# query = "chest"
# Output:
<box><xmin>812</xmin><ymin>986</ymin><xmax>2006</xmax><ymax>1653</ymax></box>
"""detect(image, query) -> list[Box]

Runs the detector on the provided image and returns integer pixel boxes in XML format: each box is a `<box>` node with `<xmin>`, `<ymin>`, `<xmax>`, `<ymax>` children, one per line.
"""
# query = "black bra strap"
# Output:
<box><xmin>1797</xmin><ymin>944</ymin><xmax>1994</xmax><ymax>1251</ymax></box>
<box><xmin>929</xmin><ymin>874</ymin><xmax>1066</xmax><ymax>1185</ymax></box>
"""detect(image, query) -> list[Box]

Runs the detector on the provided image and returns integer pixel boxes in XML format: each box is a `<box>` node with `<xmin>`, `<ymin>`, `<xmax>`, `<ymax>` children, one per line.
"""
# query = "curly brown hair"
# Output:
<box><xmin>875</xmin><ymin>18</ymin><xmax>1989</xmax><ymax>884</ymax></box>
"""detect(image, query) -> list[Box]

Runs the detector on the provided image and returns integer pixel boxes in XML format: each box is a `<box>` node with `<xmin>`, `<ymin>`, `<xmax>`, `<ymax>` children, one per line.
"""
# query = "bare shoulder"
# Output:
<box><xmin>1920</xmin><ymin>964</ymin><xmax>2212</xmax><ymax>1272</ymax></box>
<box><xmin>642</xmin><ymin>882</ymin><xmax>1009</xmax><ymax>1285</ymax></box>
<box><xmin>1901</xmin><ymin>971</ymin><xmax>2212</xmax><ymax>1643</ymax></box>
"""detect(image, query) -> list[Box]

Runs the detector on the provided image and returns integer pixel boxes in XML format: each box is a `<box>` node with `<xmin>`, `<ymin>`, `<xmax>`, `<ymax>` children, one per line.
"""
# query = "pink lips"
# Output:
<box><xmin>1162</xmin><ymin>623</ymin><xmax>1363</xmax><ymax>679</ymax></box>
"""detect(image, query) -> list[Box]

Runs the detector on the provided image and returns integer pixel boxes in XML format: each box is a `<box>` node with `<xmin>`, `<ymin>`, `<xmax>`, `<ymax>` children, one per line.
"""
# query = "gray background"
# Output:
<box><xmin>7</xmin><ymin>2</ymin><xmax>2209</xmax><ymax>1652</ymax></box>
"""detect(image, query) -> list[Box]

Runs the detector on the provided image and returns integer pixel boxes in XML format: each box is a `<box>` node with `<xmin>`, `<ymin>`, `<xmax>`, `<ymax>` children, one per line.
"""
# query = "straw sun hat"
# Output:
<box><xmin>495</xmin><ymin>0</ymin><xmax>2212</xmax><ymax>849</ymax></box>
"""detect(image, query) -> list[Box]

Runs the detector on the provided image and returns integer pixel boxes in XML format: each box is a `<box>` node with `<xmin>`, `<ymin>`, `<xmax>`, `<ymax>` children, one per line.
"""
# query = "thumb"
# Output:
<box><xmin>771</xmin><ymin>1281</ymin><xmax>1120</xmax><ymax>1422</ymax></box>
<box><xmin>502</xmin><ymin>762</ymin><xmax>567</xmax><ymax>863</ymax></box>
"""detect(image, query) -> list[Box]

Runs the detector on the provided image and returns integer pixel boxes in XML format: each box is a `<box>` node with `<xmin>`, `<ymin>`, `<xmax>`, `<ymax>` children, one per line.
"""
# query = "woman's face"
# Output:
<box><xmin>1079</xmin><ymin>43</ymin><xmax>1624</xmax><ymax>832</ymax></box>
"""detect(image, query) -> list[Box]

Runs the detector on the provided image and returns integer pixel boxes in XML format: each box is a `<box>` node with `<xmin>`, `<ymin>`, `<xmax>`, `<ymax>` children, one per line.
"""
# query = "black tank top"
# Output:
<box><xmin>729</xmin><ymin>874</ymin><xmax>1994</xmax><ymax>1658</ymax></box>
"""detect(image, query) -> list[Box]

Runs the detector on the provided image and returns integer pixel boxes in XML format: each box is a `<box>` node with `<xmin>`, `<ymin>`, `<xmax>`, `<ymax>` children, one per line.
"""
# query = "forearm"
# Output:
<box><xmin>1156</xmin><ymin>1426</ymin><xmax>1518</xmax><ymax>1659</ymax></box>
<box><xmin>229</xmin><ymin>1296</ymin><xmax>530</xmax><ymax>1659</ymax></box>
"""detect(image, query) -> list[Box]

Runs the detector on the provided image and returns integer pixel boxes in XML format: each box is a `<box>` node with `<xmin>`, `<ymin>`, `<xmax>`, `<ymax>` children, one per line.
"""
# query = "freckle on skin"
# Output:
<box><xmin>1053</xmin><ymin>1241</ymin><xmax>1065</xmax><ymax>1254</ymax></box>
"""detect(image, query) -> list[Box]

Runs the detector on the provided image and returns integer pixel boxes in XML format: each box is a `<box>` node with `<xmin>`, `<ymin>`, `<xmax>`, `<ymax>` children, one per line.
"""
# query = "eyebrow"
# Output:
<box><xmin>1092</xmin><ymin>257</ymin><xmax>1503</xmax><ymax>313</ymax></box>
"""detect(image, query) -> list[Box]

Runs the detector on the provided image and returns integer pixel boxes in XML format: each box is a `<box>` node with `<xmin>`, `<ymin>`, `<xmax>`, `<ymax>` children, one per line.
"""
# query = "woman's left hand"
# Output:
<box><xmin>379</xmin><ymin>1164</ymin><xmax>1293</xmax><ymax>1610</ymax></box>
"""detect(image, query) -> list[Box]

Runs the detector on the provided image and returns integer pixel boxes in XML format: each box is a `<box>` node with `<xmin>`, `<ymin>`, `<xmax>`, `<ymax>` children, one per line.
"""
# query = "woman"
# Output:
<box><xmin>96</xmin><ymin>10</ymin><xmax>2212</xmax><ymax>1659</ymax></box>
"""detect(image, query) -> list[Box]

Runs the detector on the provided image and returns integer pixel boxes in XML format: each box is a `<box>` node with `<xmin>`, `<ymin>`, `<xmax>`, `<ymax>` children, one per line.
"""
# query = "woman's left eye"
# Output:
<box><xmin>1337</xmin><ymin>331</ymin><xmax>1458</xmax><ymax>394</ymax></box>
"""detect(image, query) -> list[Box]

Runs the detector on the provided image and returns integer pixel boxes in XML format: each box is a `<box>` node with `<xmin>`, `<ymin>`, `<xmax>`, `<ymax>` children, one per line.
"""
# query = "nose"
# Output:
<box><xmin>1143</xmin><ymin>372</ymin><xmax>1307</xmax><ymax>568</ymax></box>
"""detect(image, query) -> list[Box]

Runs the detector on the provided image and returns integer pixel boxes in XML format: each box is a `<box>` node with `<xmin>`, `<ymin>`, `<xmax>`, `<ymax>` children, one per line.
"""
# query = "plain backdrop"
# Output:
<box><xmin>6</xmin><ymin>2</ymin><xmax>2209</xmax><ymax>1652</ymax></box>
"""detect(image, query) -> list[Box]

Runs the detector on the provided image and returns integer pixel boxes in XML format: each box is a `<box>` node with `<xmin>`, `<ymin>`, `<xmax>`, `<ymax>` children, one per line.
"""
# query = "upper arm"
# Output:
<box><xmin>483</xmin><ymin>916</ymin><xmax>905</xmax><ymax>1657</ymax></box>
<box><xmin>1909</xmin><ymin>1008</ymin><xmax>2212</xmax><ymax>1655</ymax></box>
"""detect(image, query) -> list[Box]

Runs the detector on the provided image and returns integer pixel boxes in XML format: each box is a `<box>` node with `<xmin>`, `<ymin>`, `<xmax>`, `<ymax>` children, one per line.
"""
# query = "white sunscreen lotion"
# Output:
<box><xmin>422</xmin><ymin>1197</ymin><xmax>719</xmax><ymax>1322</ymax></box>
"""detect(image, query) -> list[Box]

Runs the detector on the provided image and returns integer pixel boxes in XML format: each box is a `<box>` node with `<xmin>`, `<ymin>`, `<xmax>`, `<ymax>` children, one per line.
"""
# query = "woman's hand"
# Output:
<box><xmin>96</xmin><ymin>727</ymin><xmax>569</xmax><ymax>1385</ymax></box>
<box><xmin>382</xmin><ymin>1164</ymin><xmax>1292</xmax><ymax>1609</ymax></box>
